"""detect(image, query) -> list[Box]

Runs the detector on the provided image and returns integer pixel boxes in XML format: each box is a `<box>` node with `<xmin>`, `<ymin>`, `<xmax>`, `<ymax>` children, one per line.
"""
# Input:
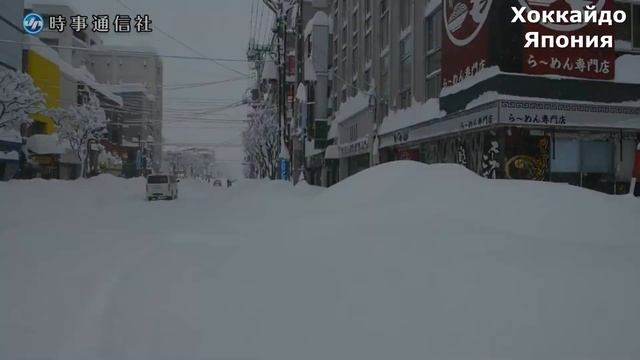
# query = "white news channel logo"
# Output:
<box><xmin>23</xmin><ymin>13</ymin><xmax>44</xmax><ymax>34</ymax></box>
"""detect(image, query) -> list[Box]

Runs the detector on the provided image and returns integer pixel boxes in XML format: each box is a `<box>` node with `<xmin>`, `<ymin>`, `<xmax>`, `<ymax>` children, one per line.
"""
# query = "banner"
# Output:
<box><xmin>441</xmin><ymin>0</ymin><xmax>494</xmax><ymax>87</ymax></box>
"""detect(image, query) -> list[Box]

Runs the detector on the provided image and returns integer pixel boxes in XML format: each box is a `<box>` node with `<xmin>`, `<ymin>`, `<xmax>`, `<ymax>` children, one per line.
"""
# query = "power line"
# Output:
<box><xmin>114</xmin><ymin>0</ymin><xmax>250</xmax><ymax>77</ymax></box>
<box><xmin>0</xmin><ymin>39</ymin><xmax>250</xmax><ymax>63</ymax></box>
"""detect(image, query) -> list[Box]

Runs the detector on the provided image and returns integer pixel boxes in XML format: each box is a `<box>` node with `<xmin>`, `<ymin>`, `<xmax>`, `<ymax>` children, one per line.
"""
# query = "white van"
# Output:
<box><xmin>146</xmin><ymin>174</ymin><xmax>179</xmax><ymax>201</ymax></box>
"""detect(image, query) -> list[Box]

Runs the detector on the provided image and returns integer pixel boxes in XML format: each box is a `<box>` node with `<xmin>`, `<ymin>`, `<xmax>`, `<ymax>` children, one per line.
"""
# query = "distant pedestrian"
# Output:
<box><xmin>227</xmin><ymin>179</ymin><xmax>232</xmax><ymax>188</ymax></box>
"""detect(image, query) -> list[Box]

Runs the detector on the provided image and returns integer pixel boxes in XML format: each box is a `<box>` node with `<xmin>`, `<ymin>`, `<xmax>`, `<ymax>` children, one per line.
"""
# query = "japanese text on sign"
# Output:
<box><xmin>46</xmin><ymin>14</ymin><xmax>153</xmax><ymax>33</ymax></box>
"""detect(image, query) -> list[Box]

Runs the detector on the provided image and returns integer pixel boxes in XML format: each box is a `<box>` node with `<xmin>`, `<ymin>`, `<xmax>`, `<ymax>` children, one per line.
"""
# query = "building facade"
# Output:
<box><xmin>0</xmin><ymin>0</ymin><xmax>25</xmax><ymax>180</ymax></box>
<box><xmin>298</xmin><ymin>0</ymin><xmax>640</xmax><ymax>194</ymax></box>
<box><xmin>89</xmin><ymin>47</ymin><xmax>164</xmax><ymax>171</ymax></box>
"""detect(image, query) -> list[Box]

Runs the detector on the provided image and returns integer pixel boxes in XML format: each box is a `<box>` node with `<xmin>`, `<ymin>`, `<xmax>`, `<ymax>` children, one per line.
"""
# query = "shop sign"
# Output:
<box><xmin>442</xmin><ymin>0</ymin><xmax>494</xmax><ymax>88</ymax></box>
<box><xmin>393</xmin><ymin>130</ymin><xmax>410</xmax><ymax>144</ymax></box>
<box><xmin>499</xmin><ymin>100</ymin><xmax>640</xmax><ymax>129</ymax></box>
<box><xmin>339</xmin><ymin>137</ymin><xmax>369</xmax><ymax>157</ymax></box>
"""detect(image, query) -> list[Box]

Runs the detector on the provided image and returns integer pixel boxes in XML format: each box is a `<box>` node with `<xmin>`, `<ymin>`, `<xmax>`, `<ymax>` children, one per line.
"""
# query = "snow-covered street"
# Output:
<box><xmin>2</xmin><ymin>161</ymin><xmax>640</xmax><ymax>360</ymax></box>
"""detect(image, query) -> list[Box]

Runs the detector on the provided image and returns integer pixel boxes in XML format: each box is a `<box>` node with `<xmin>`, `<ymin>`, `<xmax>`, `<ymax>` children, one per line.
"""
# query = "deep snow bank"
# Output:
<box><xmin>1</xmin><ymin>164</ymin><xmax>640</xmax><ymax>360</ymax></box>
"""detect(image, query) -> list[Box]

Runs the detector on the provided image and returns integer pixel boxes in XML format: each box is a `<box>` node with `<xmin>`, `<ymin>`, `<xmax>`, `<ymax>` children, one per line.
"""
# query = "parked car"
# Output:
<box><xmin>213</xmin><ymin>179</ymin><xmax>223</xmax><ymax>187</ymax></box>
<box><xmin>146</xmin><ymin>174</ymin><xmax>179</xmax><ymax>200</ymax></box>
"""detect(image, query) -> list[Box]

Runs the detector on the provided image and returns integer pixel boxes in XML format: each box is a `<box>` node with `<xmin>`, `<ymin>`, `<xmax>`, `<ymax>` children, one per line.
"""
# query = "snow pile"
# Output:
<box><xmin>615</xmin><ymin>54</ymin><xmax>640</xmax><ymax>84</ymax></box>
<box><xmin>0</xmin><ymin>151</ymin><xmax>19</xmax><ymax>160</ymax></box>
<box><xmin>0</xmin><ymin>128</ymin><xmax>22</xmax><ymax>143</ymax></box>
<box><xmin>378</xmin><ymin>98</ymin><xmax>444</xmax><ymax>135</ymax></box>
<box><xmin>334</xmin><ymin>93</ymin><xmax>370</xmax><ymax>124</ymax></box>
<box><xmin>1</xmin><ymin>163</ymin><xmax>640</xmax><ymax>360</ymax></box>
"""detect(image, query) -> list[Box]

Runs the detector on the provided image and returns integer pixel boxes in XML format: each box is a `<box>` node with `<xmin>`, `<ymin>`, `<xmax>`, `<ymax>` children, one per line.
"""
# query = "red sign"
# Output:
<box><xmin>634</xmin><ymin>146</ymin><xmax>640</xmax><ymax>178</ymax></box>
<box><xmin>441</xmin><ymin>0</ymin><xmax>494</xmax><ymax>87</ymax></box>
<box><xmin>520</xmin><ymin>0</ymin><xmax>615</xmax><ymax>80</ymax></box>
<box><xmin>397</xmin><ymin>148</ymin><xmax>420</xmax><ymax>161</ymax></box>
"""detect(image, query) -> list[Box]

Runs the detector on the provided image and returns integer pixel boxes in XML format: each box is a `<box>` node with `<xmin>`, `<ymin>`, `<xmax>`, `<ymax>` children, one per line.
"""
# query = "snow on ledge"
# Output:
<box><xmin>378</xmin><ymin>98</ymin><xmax>445</xmax><ymax>135</ymax></box>
<box><xmin>615</xmin><ymin>54</ymin><xmax>640</xmax><ymax>84</ymax></box>
<box><xmin>440</xmin><ymin>66</ymin><xmax>501</xmax><ymax>97</ymax></box>
<box><xmin>0</xmin><ymin>129</ymin><xmax>22</xmax><ymax>143</ymax></box>
<box><xmin>334</xmin><ymin>93</ymin><xmax>370</xmax><ymax>124</ymax></box>
<box><xmin>465</xmin><ymin>91</ymin><xmax>640</xmax><ymax>110</ymax></box>
<box><xmin>0</xmin><ymin>151</ymin><xmax>19</xmax><ymax>161</ymax></box>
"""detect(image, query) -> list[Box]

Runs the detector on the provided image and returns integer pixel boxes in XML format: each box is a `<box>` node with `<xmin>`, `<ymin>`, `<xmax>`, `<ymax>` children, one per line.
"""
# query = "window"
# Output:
<box><xmin>425</xmin><ymin>7</ymin><xmax>442</xmax><ymax>99</ymax></box>
<box><xmin>379</xmin><ymin>0</ymin><xmax>389</xmax><ymax>49</ymax></box>
<box><xmin>400</xmin><ymin>35</ymin><xmax>412</xmax><ymax>109</ymax></box>
<box><xmin>349</xmin><ymin>124</ymin><xmax>358</xmax><ymax>141</ymax></box>
<box><xmin>352</xmin><ymin>30</ymin><xmax>359</xmax><ymax>77</ymax></box>
<box><xmin>380</xmin><ymin>52</ymin><xmax>390</xmax><ymax>102</ymax></box>
<box><xmin>364</xmin><ymin>31</ymin><xmax>372</xmax><ymax>62</ymax></box>
<box><xmin>615</xmin><ymin>2</ymin><xmax>640</xmax><ymax>48</ymax></box>
<box><xmin>365</xmin><ymin>0</ymin><xmax>371</xmax><ymax>15</ymax></box>
<box><xmin>364</xmin><ymin>69</ymin><xmax>371</xmax><ymax>91</ymax></box>
<box><xmin>400</xmin><ymin>0</ymin><xmax>411</xmax><ymax>30</ymax></box>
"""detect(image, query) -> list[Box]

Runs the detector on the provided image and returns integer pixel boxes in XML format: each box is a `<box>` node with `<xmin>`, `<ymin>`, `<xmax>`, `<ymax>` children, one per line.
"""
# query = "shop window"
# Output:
<box><xmin>581</xmin><ymin>141</ymin><xmax>613</xmax><ymax>173</ymax></box>
<box><xmin>400</xmin><ymin>34</ymin><xmax>412</xmax><ymax>109</ymax></box>
<box><xmin>615</xmin><ymin>2</ymin><xmax>640</xmax><ymax>48</ymax></box>
<box><xmin>424</xmin><ymin>7</ymin><xmax>442</xmax><ymax>99</ymax></box>
<box><xmin>551</xmin><ymin>139</ymin><xmax>580</xmax><ymax>173</ymax></box>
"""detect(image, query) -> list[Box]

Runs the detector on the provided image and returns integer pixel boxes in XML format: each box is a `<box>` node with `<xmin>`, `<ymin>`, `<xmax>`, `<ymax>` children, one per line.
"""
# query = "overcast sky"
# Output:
<box><xmin>51</xmin><ymin>0</ymin><xmax>272</xmax><ymax>177</ymax></box>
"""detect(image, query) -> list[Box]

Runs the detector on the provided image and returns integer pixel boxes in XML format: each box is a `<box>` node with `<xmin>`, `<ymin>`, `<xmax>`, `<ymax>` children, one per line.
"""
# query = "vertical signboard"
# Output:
<box><xmin>442</xmin><ymin>0</ymin><xmax>495</xmax><ymax>87</ymax></box>
<box><xmin>519</xmin><ymin>0</ymin><xmax>615</xmax><ymax>79</ymax></box>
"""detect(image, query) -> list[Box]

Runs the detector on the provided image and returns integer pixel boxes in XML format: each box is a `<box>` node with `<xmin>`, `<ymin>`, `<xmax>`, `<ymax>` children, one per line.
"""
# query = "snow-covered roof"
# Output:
<box><xmin>0</xmin><ymin>151</ymin><xmax>19</xmax><ymax>161</ymax></box>
<box><xmin>440</xmin><ymin>66</ymin><xmax>501</xmax><ymax>97</ymax></box>
<box><xmin>334</xmin><ymin>93</ymin><xmax>370</xmax><ymax>124</ymax></box>
<box><xmin>262</xmin><ymin>59</ymin><xmax>279</xmax><ymax>81</ymax></box>
<box><xmin>0</xmin><ymin>129</ymin><xmax>22</xmax><ymax>144</ymax></box>
<box><xmin>465</xmin><ymin>91</ymin><xmax>640</xmax><ymax>111</ymax></box>
<box><xmin>26</xmin><ymin>36</ymin><xmax>123</xmax><ymax>106</ymax></box>
<box><xmin>304</xmin><ymin>11</ymin><xmax>330</xmax><ymax>37</ymax></box>
<box><xmin>107</xmin><ymin>83</ymin><xmax>155</xmax><ymax>101</ymax></box>
<box><xmin>378</xmin><ymin>98</ymin><xmax>445</xmax><ymax>135</ymax></box>
<box><xmin>26</xmin><ymin>134</ymin><xmax>65</xmax><ymax>155</ymax></box>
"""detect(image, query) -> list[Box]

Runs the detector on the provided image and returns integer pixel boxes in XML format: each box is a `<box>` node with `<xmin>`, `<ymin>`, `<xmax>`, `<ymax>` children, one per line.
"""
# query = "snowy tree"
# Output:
<box><xmin>47</xmin><ymin>93</ymin><xmax>107</xmax><ymax>177</ymax></box>
<box><xmin>0</xmin><ymin>69</ymin><xmax>45</xmax><ymax>130</ymax></box>
<box><xmin>242</xmin><ymin>103</ymin><xmax>280</xmax><ymax>179</ymax></box>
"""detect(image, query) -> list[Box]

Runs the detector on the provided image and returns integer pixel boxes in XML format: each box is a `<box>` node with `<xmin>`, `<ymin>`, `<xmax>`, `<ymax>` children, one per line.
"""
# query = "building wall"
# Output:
<box><xmin>26</xmin><ymin>51</ymin><xmax>61</xmax><ymax>134</ymax></box>
<box><xmin>89</xmin><ymin>51</ymin><xmax>163</xmax><ymax>167</ymax></box>
<box><xmin>0</xmin><ymin>0</ymin><xmax>24</xmax><ymax>71</ymax></box>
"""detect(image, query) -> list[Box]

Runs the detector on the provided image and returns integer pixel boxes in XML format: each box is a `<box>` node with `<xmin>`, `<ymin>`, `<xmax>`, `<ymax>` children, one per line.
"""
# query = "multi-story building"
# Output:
<box><xmin>0</xmin><ymin>0</ymin><xmax>25</xmax><ymax>180</ymax></box>
<box><xmin>21</xmin><ymin>2</ymin><xmax>124</xmax><ymax>179</ymax></box>
<box><xmin>317</xmin><ymin>0</ymin><xmax>640</xmax><ymax>194</ymax></box>
<box><xmin>293</xmin><ymin>0</ymin><xmax>332</xmax><ymax>185</ymax></box>
<box><xmin>89</xmin><ymin>46</ymin><xmax>164</xmax><ymax>171</ymax></box>
<box><xmin>0</xmin><ymin>0</ymin><xmax>23</xmax><ymax>71</ymax></box>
